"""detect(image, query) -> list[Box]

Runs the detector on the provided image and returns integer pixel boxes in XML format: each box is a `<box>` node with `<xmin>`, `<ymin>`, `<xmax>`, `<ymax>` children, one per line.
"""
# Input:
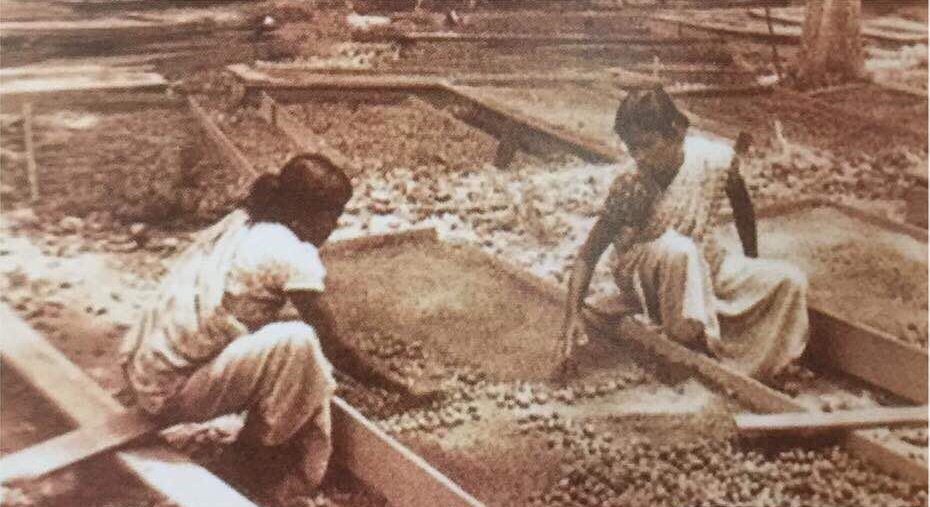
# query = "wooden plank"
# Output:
<box><xmin>0</xmin><ymin>303</ymin><xmax>258</xmax><ymax>506</ymax></box>
<box><xmin>624</xmin><ymin>63</ymin><xmax>755</xmax><ymax>76</ymax></box>
<box><xmin>736</xmin><ymin>406</ymin><xmax>928</xmax><ymax>436</ymax></box>
<box><xmin>667</xmin><ymin>84</ymin><xmax>774</xmax><ymax>97</ymax></box>
<box><xmin>807</xmin><ymin>307</ymin><xmax>928</xmax><ymax>405</ymax></box>
<box><xmin>0</xmin><ymin>64</ymin><xmax>155</xmax><ymax>79</ymax></box>
<box><xmin>22</xmin><ymin>103</ymin><xmax>39</xmax><ymax>203</ymax></box>
<box><xmin>331</xmin><ymin>397</ymin><xmax>485</xmax><ymax>507</ymax></box>
<box><xmin>0</xmin><ymin>20</ymin><xmax>212</xmax><ymax>43</ymax></box>
<box><xmin>389</xmin><ymin>31</ymin><xmax>723</xmax><ymax>46</ymax></box>
<box><xmin>747</xmin><ymin>8</ymin><xmax>928</xmax><ymax>43</ymax></box>
<box><xmin>652</xmin><ymin>14</ymin><xmax>799</xmax><ymax>44</ymax></box>
<box><xmin>0</xmin><ymin>410</ymin><xmax>157</xmax><ymax>484</ymax></box>
<box><xmin>874</xmin><ymin>79</ymin><xmax>929</xmax><ymax>99</ymax></box>
<box><xmin>230</xmin><ymin>62</ymin><xmax>659</xmax><ymax>96</ymax></box>
<box><xmin>187</xmin><ymin>95</ymin><xmax>257</xmax><ymax>178</ymax></box>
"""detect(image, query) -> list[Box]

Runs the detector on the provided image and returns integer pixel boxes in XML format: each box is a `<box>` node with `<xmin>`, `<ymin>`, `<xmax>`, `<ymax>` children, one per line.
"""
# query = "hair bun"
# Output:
<box><xmin>245</xmin><ymin>173</ymin><xmax>279</xmax><ymax>217</ymax></box>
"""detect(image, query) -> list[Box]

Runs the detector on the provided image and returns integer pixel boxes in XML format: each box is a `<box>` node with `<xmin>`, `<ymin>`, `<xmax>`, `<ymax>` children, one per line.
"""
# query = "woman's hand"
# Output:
<box><xmin>558</xmin><ymin>311</ymin><xmax>588</xmax><ymax>378</ymax></box>
<box><xmin>561</xmin><ymin>312</ymin><xmax>589</xmax><ymax>352</ymax></box>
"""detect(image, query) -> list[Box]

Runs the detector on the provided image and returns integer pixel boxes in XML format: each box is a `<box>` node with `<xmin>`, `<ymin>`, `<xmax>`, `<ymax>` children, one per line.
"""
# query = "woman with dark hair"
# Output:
<box><xmin>120</xmin><ymin>154</ymin><xmax>364</xmax><ymax>505</ymax></box>
<box><xmin>561</xmin><ymin>87</ymin><xmax>809</xmax><ymax>381</ymax></box>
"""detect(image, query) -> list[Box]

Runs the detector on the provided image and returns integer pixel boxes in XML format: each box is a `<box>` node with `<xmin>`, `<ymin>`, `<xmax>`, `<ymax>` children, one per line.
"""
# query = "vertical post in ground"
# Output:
<box><xmin>763</xmin><ymin>7</ymin><xmax>784</xmax><ymax>80</ymax></box>
<box><xmin>23</xmin><ymin>102</ymin><xmax>39</xmax><ymax>203</ymax></box>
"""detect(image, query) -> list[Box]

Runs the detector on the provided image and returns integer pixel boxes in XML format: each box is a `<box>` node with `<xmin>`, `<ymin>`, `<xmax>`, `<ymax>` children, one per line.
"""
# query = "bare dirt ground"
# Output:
<box><xmin>1</xmin><ymin>1</ymin><xmax>928</xmax><ymax>506</ymax></box>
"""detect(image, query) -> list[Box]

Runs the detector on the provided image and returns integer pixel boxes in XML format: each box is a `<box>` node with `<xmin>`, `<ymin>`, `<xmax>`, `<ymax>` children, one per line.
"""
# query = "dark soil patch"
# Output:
<box><xmin>1</xmin><ymin>105</ymin><xmax>196</xmax><ymax>226</ymax></box>
<box><xmin>285</xmin><ymin>98</ymin><xmax>506</xmax><ymax>174</ymax></box>
<box><xmin>813</xmin><ymin>84</ymin><xmax>928</xmax><ymax>144</ymax></box>
<box><xmin>679</xmin><ymin>89</ymin><xmax>928</xmax><ymax>156</ymax></box>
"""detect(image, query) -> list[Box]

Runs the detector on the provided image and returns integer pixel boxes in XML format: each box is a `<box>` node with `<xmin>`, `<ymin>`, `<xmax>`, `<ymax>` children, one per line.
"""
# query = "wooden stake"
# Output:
<box><xmin>22</xmin><ymin>102</ymin><xmax>39</xmax><ymax>203</ymax></box>
<box><xmin>763</xmin><ymin>7</ymin><xmax>784</xmax><ymax>80</ymax></box>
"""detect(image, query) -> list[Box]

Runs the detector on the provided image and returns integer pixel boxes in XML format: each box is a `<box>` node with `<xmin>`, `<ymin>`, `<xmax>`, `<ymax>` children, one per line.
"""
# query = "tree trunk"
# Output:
<box><xmin>794</xmin><ymin>0</ymin><xmax>864</xmax><ymax>88</ymax></box>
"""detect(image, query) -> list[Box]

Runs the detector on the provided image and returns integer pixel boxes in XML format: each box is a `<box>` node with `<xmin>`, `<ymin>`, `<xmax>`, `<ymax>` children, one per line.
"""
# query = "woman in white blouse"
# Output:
<box><xmin>121</xmin><ymin>154</ymin><xmax>367</xmax><ymax>505</ymax></box>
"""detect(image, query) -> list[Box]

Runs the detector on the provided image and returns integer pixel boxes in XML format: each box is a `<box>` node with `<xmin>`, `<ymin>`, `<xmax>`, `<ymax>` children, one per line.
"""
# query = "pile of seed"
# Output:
<box><xmin>531</xmin><ymin>436</ymin><xmax>927</xmax><ymax>507</ymax></box>
<box><xmin>376</xmin><ymin>366</ymin><xmax>655</xmax><ymax>436</ymax></box>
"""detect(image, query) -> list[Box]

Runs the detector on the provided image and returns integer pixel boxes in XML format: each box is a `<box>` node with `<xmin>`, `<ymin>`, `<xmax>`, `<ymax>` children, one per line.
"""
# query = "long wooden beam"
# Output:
<box><xmin>332</xmin><ymin>398</ymin><xmax>484</xmax><ymax>507</ymax></box>
<box><xmin>652</xmin><ymin>14</ymin><xmax>799</xmax><ymax>44</ymax></box>
<box><xmin>736</xmin><ymin>406</ymin><xmax>928</xmax><ymax>436</ymax></box>
<box><xmin>187</xmin><ymin>95</ymin><xmax>257</xmax><ymax>178</ymax></box>
<box><xmin>747</xmin><ymin>8</ymin><xmax>928</xmax><ymax>44</ymax></box>
<box><xmin>0</xmin><ymin>20</ymin><xmax>212</xmax><ymax>43</ymax></box>
<box><xmin>0</xmin><ymin>303</ymin><xmax>259</xmax><ymax>506</ymax></box>
<box><xmin>357</xmin><ymin>30</ymin><xmax>722</xmax><ymax>46</ymax></box>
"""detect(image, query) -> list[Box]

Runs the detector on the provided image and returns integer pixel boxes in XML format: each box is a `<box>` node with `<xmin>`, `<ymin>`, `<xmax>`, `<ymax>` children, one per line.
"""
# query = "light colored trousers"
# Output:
<box><xmin>620</xmin><ymin>229</ymin><xmax>809</xmax><ymax>379</ymax></box>
<box><xmin>173</xmin><ymin>321</ymin><xmax>336</xmax><ymax>489</ymax></box>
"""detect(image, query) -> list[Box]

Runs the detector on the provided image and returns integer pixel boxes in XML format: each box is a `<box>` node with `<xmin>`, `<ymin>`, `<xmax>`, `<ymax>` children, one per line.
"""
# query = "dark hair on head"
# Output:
<box><xmin>245</xmin><ymin>153</ymin><xmax>353</xmax><ymax>222</ymax></box>
<box><xmin>613</xmin><ymin>86</ymin><xmax>690</xmax><ymax>147</ymax></box>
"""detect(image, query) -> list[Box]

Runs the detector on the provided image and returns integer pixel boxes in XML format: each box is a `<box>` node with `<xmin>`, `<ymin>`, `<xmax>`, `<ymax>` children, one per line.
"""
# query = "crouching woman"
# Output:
<box><xmin>120</xmin><ymin>154</ymin><xmax>357</xmax><ymax>505</ymax></box>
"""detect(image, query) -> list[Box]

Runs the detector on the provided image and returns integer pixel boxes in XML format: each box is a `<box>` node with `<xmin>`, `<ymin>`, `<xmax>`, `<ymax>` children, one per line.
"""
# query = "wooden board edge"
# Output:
<box><xmin>325</xmin><ymin>227</ymin><xmax>440</xmax><ymax>255</ymax></box>
<box><xmin>845</xmin><ymin>430</ymin><xmax>929</xmax><ymax>486</ymax></box>
<box><xmin>187</xmin><ymin>95</ymin><xmax>258</xmax><ymax>179</ymax></box>
<box><xmin>735</xmin><ymin>406</ymin><xmax>928</xmax><ymax>435</ymax></box>
<box><xmin>808</xmin><ymin>308</ymin><xmax>928</xmax><ymax>405</ymax></box>
<box><xmin>331</xmin><ymin>397</ymin><xmax>485</xmax><ymax>507</ymax></box>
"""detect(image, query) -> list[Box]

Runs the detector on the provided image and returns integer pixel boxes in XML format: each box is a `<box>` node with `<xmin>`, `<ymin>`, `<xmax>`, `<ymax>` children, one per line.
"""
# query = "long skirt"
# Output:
<box><xmin>616</xmin><ymin>229</ymin><xmax>809</xmax><ymax>379</ymax></box>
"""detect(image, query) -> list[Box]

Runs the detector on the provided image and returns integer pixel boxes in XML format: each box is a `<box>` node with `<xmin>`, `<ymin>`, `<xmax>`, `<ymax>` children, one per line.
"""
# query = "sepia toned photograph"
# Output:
<box><xmin>0</xmin><ymin>1</ymin><xmax>927</xmax><ymax>506</ymax></box>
